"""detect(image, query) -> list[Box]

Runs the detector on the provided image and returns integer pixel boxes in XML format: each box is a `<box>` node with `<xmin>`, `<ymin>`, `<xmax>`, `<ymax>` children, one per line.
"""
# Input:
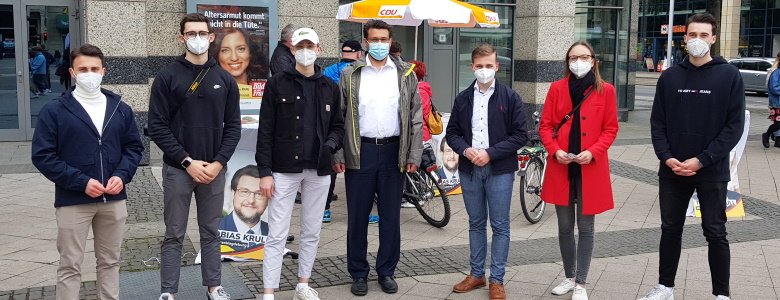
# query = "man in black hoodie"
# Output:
<box><xmin>256</xmin><ymin>27</ymin><xmax>344</xmax><ymax>300</ymax></box>
<box><xmin>148</xmin><ymin>13</ymin><xmax>241</xmax><ymax>300</ymax></box>
<box><xmin>643</xmin><ymin>13</ymin><xmax>745</xmax><ymax>300</ymax></box>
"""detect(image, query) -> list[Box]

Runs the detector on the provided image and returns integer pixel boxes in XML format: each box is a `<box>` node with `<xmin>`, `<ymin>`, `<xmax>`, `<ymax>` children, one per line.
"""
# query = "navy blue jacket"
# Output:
<box><xmin>32</xmin><ymin>88</ymin><xmax>144</xmax><ymax>207</ymax></box>
<box><xmin>445</xmin><ymin>80</ymin><xmax>529</xmax><ymax>176</ymax></box>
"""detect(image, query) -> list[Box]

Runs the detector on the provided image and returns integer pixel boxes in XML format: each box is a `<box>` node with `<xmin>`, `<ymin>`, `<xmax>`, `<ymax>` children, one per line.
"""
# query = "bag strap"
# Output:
<box><xmin>172</xmin><ymin>67</ymin><xmax>210</xmax><ymax>120</ymax></box>
<box><xmin>552</xmin><ymin>85</ymin><xmax>595</xmax><ymax>139</ymax></box>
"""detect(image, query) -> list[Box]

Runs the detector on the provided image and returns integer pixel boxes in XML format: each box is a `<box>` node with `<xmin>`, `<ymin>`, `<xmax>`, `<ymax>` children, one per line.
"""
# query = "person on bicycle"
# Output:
<box><xmin>538</xmin><ymin>41</ymin><xmax>619</xmax><ymax>300</ymax></box>
<box><xmin>446</xmin><ymin>44</ymin><xmax>528</xmax><ymax>300</ymax></box>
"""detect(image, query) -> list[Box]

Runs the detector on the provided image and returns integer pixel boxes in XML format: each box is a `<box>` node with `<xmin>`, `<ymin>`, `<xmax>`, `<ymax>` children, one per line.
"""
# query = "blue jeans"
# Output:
<box><xmin>460</xmin><ymin>163</ymin><xmax>514</xmax><ymax>284</ymax></box>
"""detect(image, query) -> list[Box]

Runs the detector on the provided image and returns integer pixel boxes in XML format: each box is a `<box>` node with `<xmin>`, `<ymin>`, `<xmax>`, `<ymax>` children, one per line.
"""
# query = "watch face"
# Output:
<box><xmin>182</xmin><ymin>159</ymin><xmax>191</xmax><ymax>168</ymax></box>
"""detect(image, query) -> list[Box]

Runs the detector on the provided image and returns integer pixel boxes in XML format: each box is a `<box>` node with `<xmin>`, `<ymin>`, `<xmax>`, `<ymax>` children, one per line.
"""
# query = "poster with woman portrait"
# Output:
<box><xmin>197</xmin><ymin>4</ymin><xmax>270</xmax><ymax>124</ymax></box>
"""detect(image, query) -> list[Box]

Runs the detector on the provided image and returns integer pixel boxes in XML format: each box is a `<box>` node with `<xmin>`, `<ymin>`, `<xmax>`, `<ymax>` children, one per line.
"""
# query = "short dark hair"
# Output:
<box><xmin>471</xmin><ymin>44</ymin><xmax>496</xmax><ymax>62</ymax></box>
<box><xmin>230</xmin><ymin>165</ymin><xmax>260</xmax><ymax>191</ymax></box>
<box><xmin>390</xmin><ymin>41</ymin><xmax>402</xmax><ymax>53</ymax></box>
<box><xmin>440</xmin><ymin>138</ymin><xmax>449</xmax><ymax>152</ymax></box>
<box><xmin>363</xmin><ymin>20</ymin><xmax>392</xmax><ymax>39</ymax></box>
<box><xmin>31</xmin><ymin>46</ymin><xmax>42</xmax><ymax>52</ymax></box>
<box><xmin>180</xmin><ymin>13</ymin><xmax>211</xmax><ymax>35</ymax></box>
<box><xmin>70</xmin><ymin>44</ymin><xmax>105</xmax><ymax>67</ymax></box>
<box><xmin>686</xmin><ymin>13</ymin><xmax>718</xmax><ymax>35</ymax></box>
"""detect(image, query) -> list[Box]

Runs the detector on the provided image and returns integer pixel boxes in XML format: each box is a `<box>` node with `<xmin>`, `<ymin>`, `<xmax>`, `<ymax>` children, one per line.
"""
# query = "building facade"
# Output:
<box><xmin>1</xmin><ymin>0</ymin><xmax>639</xmax><ymax>163</ymax></box>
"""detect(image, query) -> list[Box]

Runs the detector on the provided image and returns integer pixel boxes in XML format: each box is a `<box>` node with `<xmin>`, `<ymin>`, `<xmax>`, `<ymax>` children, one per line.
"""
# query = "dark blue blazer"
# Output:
<box><xmin>32</xmin><ymin>88</ymin><xmax>144</xmax><ymax>207</ymax></box>
<box><xmin>445</xmin><ymin>80</ymin><xmax>529</xmax><ymax>176</ymax></box>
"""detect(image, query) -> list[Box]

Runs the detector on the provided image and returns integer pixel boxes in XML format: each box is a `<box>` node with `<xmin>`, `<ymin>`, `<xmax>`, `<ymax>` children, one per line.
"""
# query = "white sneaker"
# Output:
<box><xmin>638</xmin><ymin>284</ymin><xmax>674</xmax><ymax>300</ymax></box>
<box><xmin>158</xmin><ymin>292</ymin><xmax>173</xmax><ymax>300</ymax></box>
<box><xmin>207</xmin><ymin>286</ymin><xmax>231</xmax><ymax>300</ymax></box>
<box><xmin>572</xmin><ymin>286</ymin><xmax>588</xmax><ymax>300</ymax></box>
<box><xmin>715</xmin><ymin>296</ymin><xmax>730</xmax><ymax>300</ymax></box>
<box><xmin>293</xmin><ymin>286</ymin><xmax>320</xmax><ymax>300</ymax></box>
<box><xmin>401</xmin><ymin>201</ymin><xmax>416</xmax><ymax>208</ymax></box>
<box><xmin>551</xmin><ymin>278</ymin><xmax>576</xmax><ymax>295</ymax></box>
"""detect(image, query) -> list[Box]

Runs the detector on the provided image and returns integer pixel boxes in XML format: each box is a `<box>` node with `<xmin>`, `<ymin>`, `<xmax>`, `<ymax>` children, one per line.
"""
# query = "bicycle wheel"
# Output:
<box><xmin>520</xmin><ymin>156</ymin><xmax>546</xmax><ymax>224</ymax></box>
<box><xmin>407</xmin><ymin>170</ymin><xmax>451</xmax><ymax>227</ymax></box>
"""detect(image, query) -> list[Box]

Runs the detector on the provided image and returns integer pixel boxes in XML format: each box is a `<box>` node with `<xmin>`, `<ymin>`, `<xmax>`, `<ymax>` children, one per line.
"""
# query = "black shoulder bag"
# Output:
<box><xmin>551</xmin><ymin>86</ymin><xmax>595</xmax><ymax>139</ymax></box>
<box><xmin>144</xmin><ymin>67</ymin><xmax>211</xmax><ymax>136</ymax></box>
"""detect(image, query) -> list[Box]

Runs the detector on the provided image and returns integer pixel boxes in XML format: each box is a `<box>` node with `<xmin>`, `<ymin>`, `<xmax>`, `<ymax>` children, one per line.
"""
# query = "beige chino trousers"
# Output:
<box><xmin>55</xmin><ymin>200</ymin><xmax>127</xmax><ymax>300</ymax></box>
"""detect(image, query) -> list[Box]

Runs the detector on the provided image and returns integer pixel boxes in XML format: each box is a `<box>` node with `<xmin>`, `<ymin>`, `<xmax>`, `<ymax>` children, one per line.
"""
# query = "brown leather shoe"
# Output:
<box><xmin>453</xmin><ymin>274</ymin><xmax>486</xmax><ymax>293</ymax></box>
<box><xmin>489</xmin><ymin>282</ymin><xmax>506</xmax><ymax>300</ymax></box>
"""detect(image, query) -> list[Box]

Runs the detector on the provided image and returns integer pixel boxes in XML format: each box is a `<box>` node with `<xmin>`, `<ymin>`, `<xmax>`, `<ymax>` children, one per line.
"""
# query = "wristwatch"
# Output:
<box><xmin>181</xmin><ymin>157</ymin><xmax>193</xmax><ymax>168</ymax></box>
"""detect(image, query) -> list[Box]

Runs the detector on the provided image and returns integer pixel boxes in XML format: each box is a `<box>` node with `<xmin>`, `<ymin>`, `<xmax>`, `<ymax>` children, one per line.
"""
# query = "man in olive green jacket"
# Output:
<box><xmin>331</xmin><ymin>20</ymin><xmax>423</xmax><ymax>296</ymax></box>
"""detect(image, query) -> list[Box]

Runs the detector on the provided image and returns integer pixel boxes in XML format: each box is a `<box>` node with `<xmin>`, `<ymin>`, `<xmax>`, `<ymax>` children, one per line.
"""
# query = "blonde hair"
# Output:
<box><xmin>563</xmin><ymin>41</ymin><xmax>604</xmax><ymax>93</ymax></box>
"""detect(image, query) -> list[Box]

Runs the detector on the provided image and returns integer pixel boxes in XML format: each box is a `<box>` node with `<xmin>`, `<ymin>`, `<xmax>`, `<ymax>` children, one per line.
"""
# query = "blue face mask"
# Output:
<box><xmin>368</xmin><ymin>42</ymin><xmax>390</xmax><ymax>60</ymax></box>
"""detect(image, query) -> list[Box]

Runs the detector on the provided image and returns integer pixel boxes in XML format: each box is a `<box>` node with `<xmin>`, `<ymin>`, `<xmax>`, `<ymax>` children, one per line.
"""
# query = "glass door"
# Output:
<box><xmin>0</xmin><ymin>1</ymin><xmax>24</xmax><ymax>140</ymax></box>
<box><xmin>22</xmin><ymin>0</ymin><xmax>79</xmax><ymax>140</ymax></box>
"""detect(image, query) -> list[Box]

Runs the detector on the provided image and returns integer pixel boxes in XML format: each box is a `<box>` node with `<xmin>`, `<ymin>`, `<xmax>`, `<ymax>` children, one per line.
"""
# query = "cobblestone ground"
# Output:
<box><xmin>2</xmin><ymin>131</ymin><xmax>780</xmax><ymax>299</ymax></box>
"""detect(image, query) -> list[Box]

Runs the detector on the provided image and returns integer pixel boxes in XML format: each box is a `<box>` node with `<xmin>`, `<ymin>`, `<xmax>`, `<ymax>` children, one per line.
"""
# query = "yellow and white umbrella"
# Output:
<box><xmin>337</xmin><ymin>0</ymin><xmax>500</xmax><ymax>28</ymax></box>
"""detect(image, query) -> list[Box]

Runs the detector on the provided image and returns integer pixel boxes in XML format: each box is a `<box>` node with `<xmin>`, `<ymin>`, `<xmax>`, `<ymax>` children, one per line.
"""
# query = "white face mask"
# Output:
<box><xmin>186</xmin><ymin>35</ymin><xmax>210</xmax><ymax>55</ymax></box>
<box><xmin>569</xmin><ymin>59</ymin><xmax>592</xmax><ymax>79</ymax></box>
<box><xmin>294</xmin><ymin>48</ymin><xmax>318</xmax><ymax>67</ymax></box>
<box><xmin>686</xmin><ymin>38</ymin><xmax>710</xmax><ymax>58</ymax></box>
<box><xmin>75</xmin><ymin>72</ymin><xmax>103</xmax><ymax>92</ymax></box>
<box><xmin>474</xmin><ymin>68</ymin><xmax>496</xmax><ymax>84</ymax></box>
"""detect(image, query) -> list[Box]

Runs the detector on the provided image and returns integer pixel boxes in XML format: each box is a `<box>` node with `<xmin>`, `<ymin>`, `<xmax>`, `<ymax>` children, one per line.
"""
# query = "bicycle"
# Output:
<box><xmin>516</xmin><ymin>111</ymin><xmax>548</xmax><ymax>224</ymax></box>
<box><xmin>372</xmin><ymin>149</ymin><xmax>451</xmax><ymax>228</ymax></box>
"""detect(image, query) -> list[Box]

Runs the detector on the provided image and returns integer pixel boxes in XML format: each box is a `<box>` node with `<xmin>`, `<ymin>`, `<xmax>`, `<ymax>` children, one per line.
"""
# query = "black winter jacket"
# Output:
<box><xmin>650</xmin><ymin>56</ymin><xmax>746</xmax><ymax>182</ymax></box>
<box><xmin>270</xmin><ymin>42</ymin><xmax>295</xmax><ymax>76</ymax></box>
<box><xmin>256</xmin><ymin>65</ymin><xmax>345</xmax><ymax>177</ymax></box>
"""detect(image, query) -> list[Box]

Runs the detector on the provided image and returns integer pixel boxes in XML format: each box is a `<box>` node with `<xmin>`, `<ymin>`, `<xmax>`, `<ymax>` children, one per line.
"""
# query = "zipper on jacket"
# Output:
<box><xmin>98</xmin><ymin>101</ymin><xmax>122</xmax><ymax>203</ymax></box>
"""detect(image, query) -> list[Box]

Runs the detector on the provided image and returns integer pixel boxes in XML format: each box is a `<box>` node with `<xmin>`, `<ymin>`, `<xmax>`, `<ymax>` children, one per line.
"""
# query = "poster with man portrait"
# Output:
<box><xmin>431</xmin><ymin>113</ymin><xmax>462</xmax><ymax>195</ymax></box>
<box><xmin>217</xmin><ymin>126</ymin><xmax>268</xmax><ymax>261</ymax></box>
<box><xmin>197</xmin><ymin>4</ymin><xmax>270</xmax><ymax>124</ymax></box>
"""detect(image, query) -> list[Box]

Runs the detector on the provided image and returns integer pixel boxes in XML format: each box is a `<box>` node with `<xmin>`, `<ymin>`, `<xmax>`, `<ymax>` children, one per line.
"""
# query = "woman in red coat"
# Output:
<box><xmin>538</xmin><ymin>41</ymin><xmax>619</xmax><ymax>300</ymax></box>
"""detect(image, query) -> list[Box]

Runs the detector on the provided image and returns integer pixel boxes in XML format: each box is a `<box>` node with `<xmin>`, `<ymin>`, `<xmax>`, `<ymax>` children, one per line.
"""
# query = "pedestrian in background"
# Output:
<box><xmin>763</xmin><ymin>51</ymin><xmax>780</xmax><ymax>148</ymax></box>
<box><xmin>270</xmin><ymin>24</ymin><xmax>297</xmax><ymax>76</ymax></box>
<box><xmin>539</xmin><ymin>41</ymin><xmax>619</xmax><ymax>300</ymax></box>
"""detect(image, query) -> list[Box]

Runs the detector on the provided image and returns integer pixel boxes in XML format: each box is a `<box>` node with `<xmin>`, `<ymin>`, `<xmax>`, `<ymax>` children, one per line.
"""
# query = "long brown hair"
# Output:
<box><xmin>563</xmin><ymin>41</ymin><xmax>604</xmax><ymax>93</ymax></box>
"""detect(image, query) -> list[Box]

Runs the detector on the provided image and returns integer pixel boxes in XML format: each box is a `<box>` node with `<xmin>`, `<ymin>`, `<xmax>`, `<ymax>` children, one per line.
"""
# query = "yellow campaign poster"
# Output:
<box><xmin>689</xmin><ymin>190</ymin><xmax>746</xmax><ymax>218</ymax></box>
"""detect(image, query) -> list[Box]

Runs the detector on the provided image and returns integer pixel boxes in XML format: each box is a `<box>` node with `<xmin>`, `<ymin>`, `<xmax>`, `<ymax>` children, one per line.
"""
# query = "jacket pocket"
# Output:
<box><xmin>276</xmin><ymin>94</ymin><xmax>298</xmax><ymax>119</ymax></box>
<box><xmin>64</xmin><ymin>154</ymin><xmax>96</xmax><ymax>166</ymax></box>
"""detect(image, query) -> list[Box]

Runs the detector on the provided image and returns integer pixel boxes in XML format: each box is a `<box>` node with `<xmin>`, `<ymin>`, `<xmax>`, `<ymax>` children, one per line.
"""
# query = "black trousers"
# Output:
<box><xmin>325</xmin><ymin>173</ymin><xmax>336</xmax><ymax>210</ymax></box>
<box><xmin>658</xmin><ymin>176</ymin><xmax>730</xmax><ymax>296</ymax></box>
<box><xmin>344</xmin><ymin>141</ymin><xmax>403</xmax><ymax>278</ymax></box>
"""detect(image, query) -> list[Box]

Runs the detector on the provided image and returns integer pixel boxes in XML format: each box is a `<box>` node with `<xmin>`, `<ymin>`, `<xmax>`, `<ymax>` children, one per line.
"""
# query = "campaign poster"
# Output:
<box><xmin>431</xmin><ymin>113</ymin><xmax>462</xmax><ymax>195</ymax></box>
<box><xmin>218</xmin><ymin>126</ymin><xmax>268</xmax><ymax>261</ymax></box>
<box><xmin>198</xmin><ymin>4</ymin><xmax>269</xmax><ymax>124</ymax></box>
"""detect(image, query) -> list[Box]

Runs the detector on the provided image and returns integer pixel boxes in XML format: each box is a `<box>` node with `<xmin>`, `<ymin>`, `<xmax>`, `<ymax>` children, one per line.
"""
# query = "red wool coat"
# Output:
<box><xmin>538</xmin><ymin>78</ymin><xmax>619</xmax><ymax>215</ymax></box>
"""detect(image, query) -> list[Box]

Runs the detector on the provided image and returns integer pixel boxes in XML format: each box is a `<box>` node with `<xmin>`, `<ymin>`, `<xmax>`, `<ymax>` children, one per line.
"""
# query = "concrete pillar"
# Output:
<box><xmin>513</xmin><ymin>0</ymin><xmax>575</xmax><ymax>118</ymax></box>
<box><xmin>720</xmin><ymin>0</ymin><xmax>741</xmax><ymax>60</ymax></box>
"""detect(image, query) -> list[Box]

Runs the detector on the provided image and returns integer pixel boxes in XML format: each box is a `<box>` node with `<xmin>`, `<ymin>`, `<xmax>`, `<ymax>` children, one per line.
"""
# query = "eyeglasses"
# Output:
<box><xmin>236</xmin><ymin>189</ymin><xmax>264</xmax><ymax>199</ymax></box>
<box><xmin>367</xmin><ymin>38</ymin><xmax>390</xmax><ymax>44</ymax></box>
<box><xmin>442</xmin><ymin>149</ymin><xmax>455</xmax><ymax>155</ymax></box>
<box><xmin>183</xmin><ymin>31</ymin><xmax>211</xmax><ymax>39</ymax></box>
<box><xmin>568</xmin><ymin>54</ymin><xmax>593</xmax><ymax>62</ymax></box>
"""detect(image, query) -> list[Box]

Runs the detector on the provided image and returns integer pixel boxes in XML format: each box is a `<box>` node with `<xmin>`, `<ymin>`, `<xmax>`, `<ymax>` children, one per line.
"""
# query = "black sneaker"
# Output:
<box><xmin>763</xmin><ymin>132</ymin><xmax>771</xmax><ymax>148</ymax></box>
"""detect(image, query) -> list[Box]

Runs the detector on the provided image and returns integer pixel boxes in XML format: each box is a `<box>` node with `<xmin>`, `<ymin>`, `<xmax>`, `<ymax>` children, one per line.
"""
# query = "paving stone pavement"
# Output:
<box><xmin>2</xmin><ymin>108</ymin><xmax>780</xmax><ymax>299</ymax></box>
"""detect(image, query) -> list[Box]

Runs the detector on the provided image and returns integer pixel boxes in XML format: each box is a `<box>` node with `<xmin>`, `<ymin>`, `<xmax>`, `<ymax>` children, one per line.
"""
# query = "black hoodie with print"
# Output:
<box><xmin>650</xmin><ymin>56</ymin><xmax>746</xmax><ymax>182</ymax></box>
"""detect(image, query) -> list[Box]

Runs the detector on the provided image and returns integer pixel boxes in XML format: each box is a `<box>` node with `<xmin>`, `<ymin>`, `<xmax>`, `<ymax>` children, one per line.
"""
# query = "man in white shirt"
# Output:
<box><xmin>445</xmin><ymin>44</ymin><xmax>528</xmax><ymax>300</ymax></box>
<box><xmin>332</xmin><ymin>19</ymin><xmax>423</xmax><ymax>297</ymax></box>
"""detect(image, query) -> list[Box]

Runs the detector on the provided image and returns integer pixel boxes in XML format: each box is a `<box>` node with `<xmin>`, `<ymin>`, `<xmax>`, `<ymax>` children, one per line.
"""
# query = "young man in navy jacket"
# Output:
<box><xmin>31</xmin><ymin>44</ymin><xmax>143</xmax><ymax>300</ymax></box>
<box><xmin>148</xmin><ymin>13</ymin><xmax>241</xmax><ymax>300</ymax></box>
<box><xmin>643</xmin><ymin>13</ymin><xmax>745</xmax><ymax>300</ymax></box>
<box><xmin>446</xmin><ymin>44</ymin><xmax>528</xmax><ymax>300</ymax></box>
